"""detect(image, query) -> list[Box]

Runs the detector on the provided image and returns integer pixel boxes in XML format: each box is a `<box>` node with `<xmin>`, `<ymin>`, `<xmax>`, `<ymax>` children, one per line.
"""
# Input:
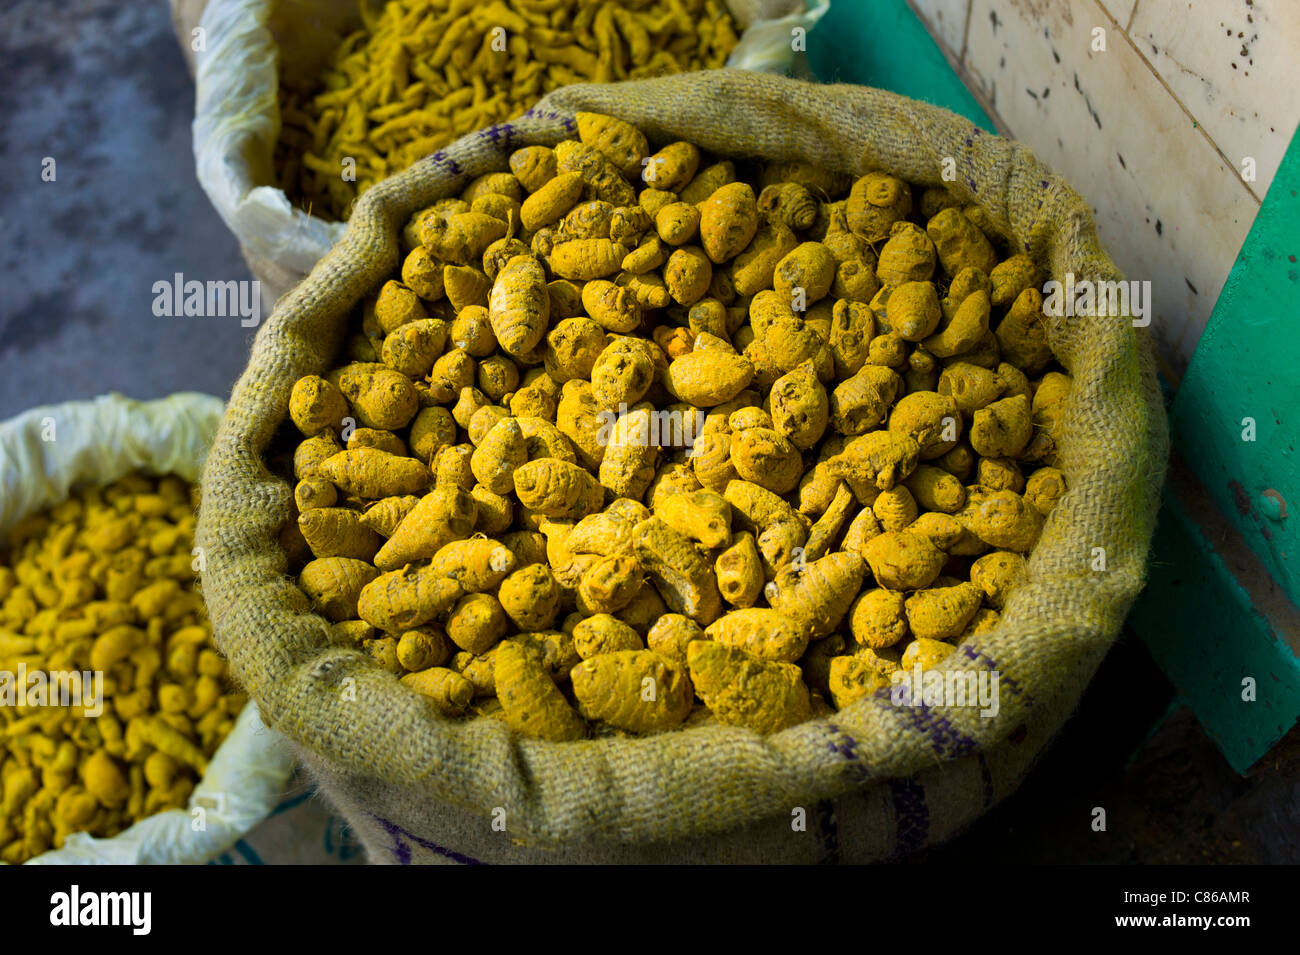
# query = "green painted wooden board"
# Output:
<box><xmin>1130</xmin><ymin>489</ymin><xmax>1300</xmax><ymax>773</ymax></box>
<box><xmin>806</xmin><ymin>0</ymin><xmax>994</xmax><ymax>131</ymax></box>
<box><xmin>1142</xmin><ymin>121</ymin><xmax>1300</xmax><ymax>770</ymax></box>
<box><xmin>1169</xmin><ymin>134</ymin><xmax>1300</xmax><ymax>604</ymax></box>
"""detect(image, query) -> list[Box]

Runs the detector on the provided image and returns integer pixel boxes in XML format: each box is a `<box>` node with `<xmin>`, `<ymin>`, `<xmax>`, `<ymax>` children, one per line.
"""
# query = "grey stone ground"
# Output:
<box><xmin>0</xmin><ymin>0</ymin><xmax>254</xmax><ymax>417</ymax></box>
<box><xmin>0</xmin><ymin>0</ymin><xmax>355</xmax><ymax>863</ymax></box>
<box><xmin>1</xmin><ymin>0</ymin><xmax>1292</xmax><ymax>866</ymax></box>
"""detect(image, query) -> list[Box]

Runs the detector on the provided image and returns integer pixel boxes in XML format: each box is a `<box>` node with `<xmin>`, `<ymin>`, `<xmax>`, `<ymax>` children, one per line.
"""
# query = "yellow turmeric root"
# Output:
<box><xmin>274</xmin><ymin>111</ymin><xmax>1073</xmax><ymax>743</ymax></box>
<box><xmin>0</xmin><ymin>472</ymin><xmax>241</xmax><ymax>862</ymax></box>
<box><xmin>495</xmin><ymin>642</ymin><xmax>586</xmax><ymax>742</ymax></box>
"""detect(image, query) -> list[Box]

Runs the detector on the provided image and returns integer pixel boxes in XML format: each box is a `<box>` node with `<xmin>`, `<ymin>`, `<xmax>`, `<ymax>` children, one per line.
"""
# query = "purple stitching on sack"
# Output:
<box><xmin>887</xmin><ymin>678</ymin><xmax>977</xmax><ymax>754</ymax></box>
<box><xmin>429</xmin><ymin>150</ymin><xmax>463</xmax><ymax>176</ymax></box>
<box><xmin>823</xmin><ymin>722</ymin><xmax>857</xmax><ymax>759</ymax></box>
<box><xmin>481</xmin><ymin>122</ymin><xmax>519</xmax><ymax>152</ymax></box>
<box><xmin>897</xmin><ymin>706</ymin><xmax>978</xmax><ymax>758</ymax></box>
<box><xmin>821</xmin><ymin>722</ymin><xmax>871</xmax><ymax>782</ymax></box>
<box><xmin>888</xmin><ymin>778</ymin><xmax>929</xmax><ymax>854</ymax></box>
<box><xmin>956</xmin><ymin>644</ymin><xmax>1026</xmax><ymax>700</ymax></box>
<box><xmin>520</xmin><ymin>107</ymin><xmax>576</xmax><ymax>132</ymax></box>
<box><xmin>368</xmin><ymin>812</ymin><xmax>487</xmax><ymax>865</ymax></box>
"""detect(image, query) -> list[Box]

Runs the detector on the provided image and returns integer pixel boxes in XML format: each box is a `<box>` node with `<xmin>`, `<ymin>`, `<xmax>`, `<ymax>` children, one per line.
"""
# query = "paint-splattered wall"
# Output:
<box><xmin>907</xmin><ymin>0</ymin><xmax>1300</xmax><ymax>384</ymax></box>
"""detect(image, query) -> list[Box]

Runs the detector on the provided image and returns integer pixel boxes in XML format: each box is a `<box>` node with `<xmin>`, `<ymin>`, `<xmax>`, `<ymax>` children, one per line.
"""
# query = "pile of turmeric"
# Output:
<box><xmin>276</xmin><ymin>0</ymin><xmax>740</xmax><ymax>221</ymax></box>
<box><xmin>278</xmin><ymin>111</ymin><xmax>1073</xmax><ymax>741</ymax></box>
<box><xmin>0</xmin><ymin>474</ymin><xmax>244</xmax><ymax>863</ymax></box>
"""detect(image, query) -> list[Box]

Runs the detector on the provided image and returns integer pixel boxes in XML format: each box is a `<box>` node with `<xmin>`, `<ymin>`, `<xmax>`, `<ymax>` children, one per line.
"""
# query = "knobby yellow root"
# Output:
<box><xmin>0</xmin><ymin>474</ymin><xmax>243</xmax><ymax>864</ymax></box>
<box><xmin>278</xmin><ymin>110</ymin><xmax>1072</xmax><ymax>740</ymax></box>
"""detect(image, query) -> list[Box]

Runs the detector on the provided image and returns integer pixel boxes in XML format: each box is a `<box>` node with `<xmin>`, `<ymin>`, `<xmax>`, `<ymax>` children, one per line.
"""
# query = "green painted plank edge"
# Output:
<box><xmin>1130</xmin><ymin>490</ymin><xmax>1300</xmax><ymax>773</ymax></box>
<box><xmin>1169</xmin><ymin>129</ymin><xmax>1300</xmax><ymax>605</ymax></box>
<box><xmin>807</xmin><ymin>0</ymin><xmax>995</xmax><ymax>131</ymax></box>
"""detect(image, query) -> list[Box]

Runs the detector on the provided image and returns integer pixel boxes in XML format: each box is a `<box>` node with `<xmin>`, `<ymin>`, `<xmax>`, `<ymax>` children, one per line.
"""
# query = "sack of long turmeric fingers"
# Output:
<box><xmin>177</xmin><ymin>0</ymin><xmax>828</xmax><ymax>306</ymax></box>
<box><xmin>0</xmin><ymin>393</ymin><xmax>296</xmax><ymax>864</ymax></box>
<box><xmin>195</xmin><ymin>71</ymin><xmax>1167</xmax><ymax>864</ymax></box>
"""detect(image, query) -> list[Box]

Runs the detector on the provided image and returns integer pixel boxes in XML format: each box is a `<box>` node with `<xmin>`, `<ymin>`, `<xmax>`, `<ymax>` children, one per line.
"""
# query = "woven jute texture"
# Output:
<box><xmin>196</xmin><ymin>70</ymin><xmax>1168</xmax><ymax>864</ymax></box>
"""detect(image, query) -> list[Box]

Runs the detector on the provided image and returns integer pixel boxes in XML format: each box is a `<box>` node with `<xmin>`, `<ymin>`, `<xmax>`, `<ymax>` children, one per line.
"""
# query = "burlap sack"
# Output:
<box><xmin>177</xmin><ymin>0</ymin><xmax>828</xmax><ymax>307</ymax></box>
<box><xmin>196</xmin><ymin>71</ymin><xmax>1168</xmax><ymax>863</ymax></box>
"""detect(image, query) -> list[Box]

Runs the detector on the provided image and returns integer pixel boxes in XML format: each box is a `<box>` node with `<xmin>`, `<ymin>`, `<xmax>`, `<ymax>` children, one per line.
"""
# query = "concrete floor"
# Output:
<box><xmin>0</xmin><ymin>0</ymin><xmax>255</xmax><ymax>418</ymax></box>
<box><xmin>1</xmin><ymin>0</ymin><xmax>1293</xmax><ymax>865</ymax></box>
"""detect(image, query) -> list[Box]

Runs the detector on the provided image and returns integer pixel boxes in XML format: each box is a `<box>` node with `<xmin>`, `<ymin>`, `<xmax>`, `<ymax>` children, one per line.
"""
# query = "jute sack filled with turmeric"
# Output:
<box><xmin>197</xmin><ymin>71</ymin><xmax>1167</xmax><ymax>863</ymax></box>
<box><xmin>181</xmin><ymin>0</ymin><xmax>827</xmax><ymax>305</ymax></box>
